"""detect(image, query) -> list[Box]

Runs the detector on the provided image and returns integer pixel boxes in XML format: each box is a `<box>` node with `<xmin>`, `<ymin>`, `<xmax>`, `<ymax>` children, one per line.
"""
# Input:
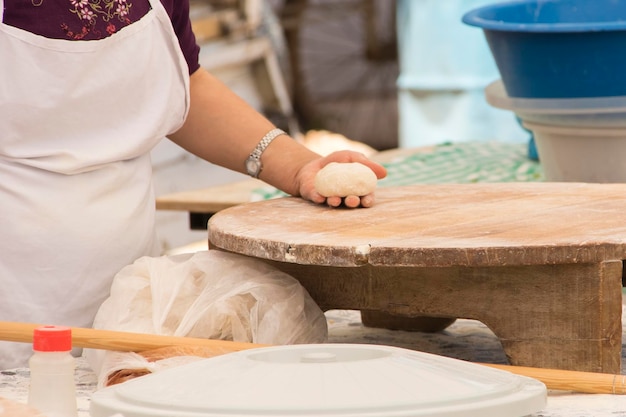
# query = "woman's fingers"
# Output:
<box><xmin>325</xmin><ymin>194</ymin><xmax>375</xmax><ymax>208</ymax></box>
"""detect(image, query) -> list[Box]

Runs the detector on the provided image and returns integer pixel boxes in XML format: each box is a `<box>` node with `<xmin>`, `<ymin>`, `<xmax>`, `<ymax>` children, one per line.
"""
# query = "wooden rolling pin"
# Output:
<box><xmin>0</xmin><ymin>321</ymin><xmax>266</xmax><ymax>355</ymax></box>
<box><xmin>1</xmin><ymin>321</ymin><xmax>624</xmax><ymax>395</ymax></box>
<box><xmin>481</xmin><ymin>363</ymin><xmax>626</xmax><ymax>395</ymax></box>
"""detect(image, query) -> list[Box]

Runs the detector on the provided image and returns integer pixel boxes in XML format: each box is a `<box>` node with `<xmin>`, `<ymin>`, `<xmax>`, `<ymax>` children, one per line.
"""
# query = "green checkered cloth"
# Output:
<box><xmin>251</xmin><ymin>141</ymin><xmax>544</xmax><ymax>201</ymax></box>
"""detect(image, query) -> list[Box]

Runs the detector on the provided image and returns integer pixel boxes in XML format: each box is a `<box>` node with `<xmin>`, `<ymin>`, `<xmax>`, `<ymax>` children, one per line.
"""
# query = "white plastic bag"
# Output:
<box><xmin>86</xmin><ymin>250</ymin><xmax>327</xmax><ymax>387</ymax></box>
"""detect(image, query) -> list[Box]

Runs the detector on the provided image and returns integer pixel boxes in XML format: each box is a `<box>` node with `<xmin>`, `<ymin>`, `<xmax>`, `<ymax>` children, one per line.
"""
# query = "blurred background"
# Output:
<box><xmin>154</xmin><ymin>0</ymin><xmax>531</xmax><ymax>251</ymax></box>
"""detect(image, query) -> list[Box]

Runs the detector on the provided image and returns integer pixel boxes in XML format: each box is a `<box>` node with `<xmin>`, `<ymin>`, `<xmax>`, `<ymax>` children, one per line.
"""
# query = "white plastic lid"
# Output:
<box><xmin>90</xmin><ymin>344</ymin><xmax>546</xmax><ymax>417</ymax></box>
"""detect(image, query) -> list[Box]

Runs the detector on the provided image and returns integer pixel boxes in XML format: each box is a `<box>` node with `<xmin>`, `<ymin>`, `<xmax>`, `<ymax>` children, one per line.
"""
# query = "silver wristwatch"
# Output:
<box><xmin>245</xmin><ymin>128</ymin><xmax>286</xmax><ymax>178</ymax></box>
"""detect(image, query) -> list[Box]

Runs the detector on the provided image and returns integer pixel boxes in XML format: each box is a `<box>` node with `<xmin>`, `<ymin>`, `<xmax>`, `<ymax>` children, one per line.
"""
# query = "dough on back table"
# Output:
<box><xmin>314</xmin><ymin>162</ymin><xmax>378</xmax><ymax>197</ymax></box>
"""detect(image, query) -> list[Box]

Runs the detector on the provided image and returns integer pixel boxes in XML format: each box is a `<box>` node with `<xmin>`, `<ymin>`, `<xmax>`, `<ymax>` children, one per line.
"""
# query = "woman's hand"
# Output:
<box><xmin>295</xmin><ymin>150</ymin><xmax>387</xmax><ymax>208</ymax></box>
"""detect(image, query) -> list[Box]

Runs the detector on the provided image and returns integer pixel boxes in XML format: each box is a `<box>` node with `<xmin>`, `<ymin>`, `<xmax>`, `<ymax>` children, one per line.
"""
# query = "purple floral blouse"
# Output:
<box><xmin>3</xmin><ymin>0</ymin><xmax>201</xmax><ymax>73</ymax></box>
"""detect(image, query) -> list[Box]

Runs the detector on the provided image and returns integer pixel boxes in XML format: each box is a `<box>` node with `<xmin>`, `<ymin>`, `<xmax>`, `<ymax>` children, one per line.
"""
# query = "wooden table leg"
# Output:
<box><xmin>189</xmin><ymin>212</ymin><xmax>213</xmax><ymax>230</ymax></box>
<box><xmin>267</xmin><ymin>259</ymin><xmax>623</xmax><ymax>373</ymax></box>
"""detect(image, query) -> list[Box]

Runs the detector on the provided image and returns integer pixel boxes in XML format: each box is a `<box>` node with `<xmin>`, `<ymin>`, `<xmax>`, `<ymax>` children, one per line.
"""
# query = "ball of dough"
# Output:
<box><xmin>314</xmin><ymin>162</ymin><xmax>378</xmax><ymax>197</ymax></box>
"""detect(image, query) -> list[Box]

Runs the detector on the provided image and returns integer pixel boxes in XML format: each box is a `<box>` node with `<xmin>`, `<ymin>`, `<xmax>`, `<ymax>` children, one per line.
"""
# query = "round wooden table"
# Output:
<box><xmin>208</xmin><ymin>183</ymin><xmax>626</xmax><ymax>373</ymax></box>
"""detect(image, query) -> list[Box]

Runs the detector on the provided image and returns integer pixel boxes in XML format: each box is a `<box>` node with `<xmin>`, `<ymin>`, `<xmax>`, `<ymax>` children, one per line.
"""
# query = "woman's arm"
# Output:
<box><xmin>168</xmin><ymin>68</ymin><xmax>387</xmax><ymax>207</ymax></box>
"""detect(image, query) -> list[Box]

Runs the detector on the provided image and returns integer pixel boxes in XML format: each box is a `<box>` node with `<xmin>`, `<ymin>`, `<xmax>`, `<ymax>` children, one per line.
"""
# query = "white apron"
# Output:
<box><xmin>0</xmin><ymin>0</ymin><xmax>190</xmax><ymax>369</ymax></box>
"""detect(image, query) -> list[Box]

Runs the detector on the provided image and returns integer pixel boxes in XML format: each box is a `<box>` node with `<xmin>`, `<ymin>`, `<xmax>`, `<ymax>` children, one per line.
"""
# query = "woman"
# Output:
<box><xmin>0</xmin><ymin>0</ymin><xmax>387</xmax><ymax>369</ymax></box>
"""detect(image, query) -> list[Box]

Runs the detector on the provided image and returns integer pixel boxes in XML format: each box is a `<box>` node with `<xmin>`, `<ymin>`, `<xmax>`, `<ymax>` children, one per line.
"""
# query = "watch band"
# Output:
<box><xmin>245</xmin><ymin>128</ymin><xmax>287</xmax><ymax>178</ymax></box>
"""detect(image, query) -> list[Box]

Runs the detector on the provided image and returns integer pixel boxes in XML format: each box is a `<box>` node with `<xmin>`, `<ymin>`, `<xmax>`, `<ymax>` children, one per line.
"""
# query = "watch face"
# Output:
<box><xmin>246</xmin><ymin>158</ymin><xmax>261</xmax><ymax>176</ymax></box>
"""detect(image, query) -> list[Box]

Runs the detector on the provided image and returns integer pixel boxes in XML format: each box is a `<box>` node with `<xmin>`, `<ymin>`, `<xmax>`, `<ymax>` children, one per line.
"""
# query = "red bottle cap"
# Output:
<box><xmin>32</xmin><ymin>326</ymin><xmax>72</xmax><ymax>352</ymax></box>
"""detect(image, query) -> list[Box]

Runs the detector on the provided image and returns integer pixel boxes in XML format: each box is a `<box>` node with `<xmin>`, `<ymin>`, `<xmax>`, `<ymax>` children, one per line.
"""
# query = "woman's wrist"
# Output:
<box><xmin>245</xmin><ymin>128</ymin><xmax>288</xmax><ymax>178</ymax></box>
<box><xmin>257</xmin><ymin>135</ymin><xmax>320</xmax><ymax>196</ymax></box>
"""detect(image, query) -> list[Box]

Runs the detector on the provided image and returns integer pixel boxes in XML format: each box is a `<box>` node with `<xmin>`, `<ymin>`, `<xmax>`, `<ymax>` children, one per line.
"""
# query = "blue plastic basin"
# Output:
<box><xmin>462</xmin><ymin>0</ymin><xmax>626</xmax><ymax>98</ymax></box>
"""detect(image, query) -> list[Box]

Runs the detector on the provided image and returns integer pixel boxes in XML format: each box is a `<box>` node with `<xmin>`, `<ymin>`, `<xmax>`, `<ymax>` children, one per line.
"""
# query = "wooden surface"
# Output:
<box><xmin>156</xmin><ymin>178</ymin><xmax>265</xmax><ymax>213</ymax></box>
<box><xmin>208</xmin><ymin>182</ymin><xmax>626</xmax><ymax>267</ymax></box>
<box><xmin>261</xmin><ymin>259</ymin><xmax>622</xmax><ymax>373</ymax></box>
<box><xmin>208</xmin><ymin>182</ymin><xmax>626</xmax><ymax>373</ymax></box>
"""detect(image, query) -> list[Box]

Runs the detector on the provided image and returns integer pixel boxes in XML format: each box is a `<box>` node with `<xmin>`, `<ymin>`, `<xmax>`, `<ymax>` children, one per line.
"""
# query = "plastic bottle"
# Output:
<box><xmin>28</xmin><ymin>325</ymin><xmax>78</xmax><ymax>417</ymax></box>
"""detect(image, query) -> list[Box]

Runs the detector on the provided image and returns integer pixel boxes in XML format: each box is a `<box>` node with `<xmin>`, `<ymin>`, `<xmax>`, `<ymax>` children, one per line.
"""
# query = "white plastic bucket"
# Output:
<box><xmin>486</xmin><ymin>81</ymin><xmax>626</xmax><ymax>128</ymax></box>
<box><xmin>523</xmin><ymin>121</ymin><xmax>626</xmax><ymax>183</ymax></box>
